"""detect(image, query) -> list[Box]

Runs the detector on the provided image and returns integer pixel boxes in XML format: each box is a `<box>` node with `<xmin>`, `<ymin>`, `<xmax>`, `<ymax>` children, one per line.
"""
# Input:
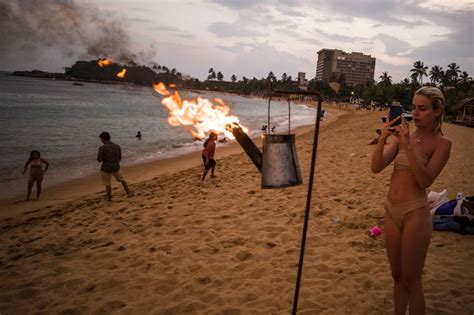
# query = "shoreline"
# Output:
<box><xmin>0</xmin><ymin>104</ymin><xmax>344</xmax><ymax>219</ymax></box>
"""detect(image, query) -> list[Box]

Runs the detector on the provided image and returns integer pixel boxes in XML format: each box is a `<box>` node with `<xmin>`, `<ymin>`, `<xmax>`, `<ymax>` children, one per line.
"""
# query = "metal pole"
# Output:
<box><xmin>267</xmin><ymin>96</ymin><xmax>272</xmax><ymax>135</ymax></box>
<box><xmin>292</xmin><ymin>96</ymin><xmax>322</xmax><ymax>315</ymax></box>
<box><xmin>288</xmin><ymin>96</ymin><xmax>291</xmax><ymax>135</ymax></box>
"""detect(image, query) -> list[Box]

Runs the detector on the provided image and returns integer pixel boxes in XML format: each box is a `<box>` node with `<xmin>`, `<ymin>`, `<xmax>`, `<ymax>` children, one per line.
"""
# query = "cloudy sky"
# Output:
<box><xmin>1</xmin><ymin>0</ymin><xmax>472</xmax><ymax>82</ymax></box>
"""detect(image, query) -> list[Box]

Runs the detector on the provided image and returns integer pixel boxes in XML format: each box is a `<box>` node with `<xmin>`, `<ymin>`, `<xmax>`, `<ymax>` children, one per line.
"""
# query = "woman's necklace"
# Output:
<box><xmin>413</xmin><ymin>133</ymin><xmax>422</xmax><ymax>143</ymax></box>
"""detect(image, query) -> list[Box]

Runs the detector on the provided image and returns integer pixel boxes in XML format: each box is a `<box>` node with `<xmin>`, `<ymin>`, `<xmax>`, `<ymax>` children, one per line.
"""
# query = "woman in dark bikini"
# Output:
<box><xmin>23</xmin><ymin>150</ymin><xmax>49</xmax><ymax>200</ymax></box>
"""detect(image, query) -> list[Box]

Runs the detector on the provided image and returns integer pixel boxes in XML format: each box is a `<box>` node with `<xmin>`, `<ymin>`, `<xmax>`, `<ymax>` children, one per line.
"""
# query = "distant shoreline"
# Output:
<box><xmin>8</xmin><ymin>70</ymin><xmax>140</xmax><ymax>86</ymax></box>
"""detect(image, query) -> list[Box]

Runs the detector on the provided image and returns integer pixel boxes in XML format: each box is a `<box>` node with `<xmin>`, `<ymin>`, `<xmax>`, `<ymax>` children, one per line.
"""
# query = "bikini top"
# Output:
<box><xmin>394</xmin><ymin>149</ymin><xmax>430</xmax><ymax>171</ymax></box>
<box><xmin>30</xmin><ymin>160</ymin><xmax>43</xmax><ymax>168</ymax></box>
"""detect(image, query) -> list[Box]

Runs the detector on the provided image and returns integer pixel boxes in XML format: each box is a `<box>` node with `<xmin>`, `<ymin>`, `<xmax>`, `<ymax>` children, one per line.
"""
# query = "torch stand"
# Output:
<box><xmin>295</xmin><ymin>92</ymin><xmax>322</xmax><ymax>315</ymax></box>
<box><xmin>270</xmin><ymin>90</ymin><xmax>323</xmax><ymax>315</ymax></box>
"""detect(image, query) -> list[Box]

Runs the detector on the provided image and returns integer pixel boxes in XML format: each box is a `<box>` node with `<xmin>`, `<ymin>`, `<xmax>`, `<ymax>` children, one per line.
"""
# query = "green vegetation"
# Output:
<box><xmin>13</xmin><ymin>59</ymin><xmax>473</xmax><ymax>117</ymax></box>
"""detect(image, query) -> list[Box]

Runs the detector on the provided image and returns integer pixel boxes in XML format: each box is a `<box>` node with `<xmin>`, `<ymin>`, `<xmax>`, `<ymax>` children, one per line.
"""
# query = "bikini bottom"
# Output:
<box><xmin>384</xmin><ymin>196</ymin><xmax>429</xmax><ymax>230</ymax></box>
<box><xmin>29</xmin><ymin>168</ymin><xmax>43</xmax><ymax>181</ymax></box>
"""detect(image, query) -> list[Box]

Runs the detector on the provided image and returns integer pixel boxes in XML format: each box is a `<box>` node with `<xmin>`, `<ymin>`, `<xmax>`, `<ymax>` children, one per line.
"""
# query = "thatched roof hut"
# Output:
<box><xmin>452</xmin><ymin>98</ymin><xmax>474</xmax><ymax>126</ymax></box>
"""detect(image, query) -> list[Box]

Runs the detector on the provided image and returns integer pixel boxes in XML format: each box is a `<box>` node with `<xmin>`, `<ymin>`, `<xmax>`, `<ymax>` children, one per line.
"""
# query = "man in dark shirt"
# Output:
<box><xmin>97</xmin><ymin>132</ymin><xmax>131</xmax><ymax>201</ymax></box>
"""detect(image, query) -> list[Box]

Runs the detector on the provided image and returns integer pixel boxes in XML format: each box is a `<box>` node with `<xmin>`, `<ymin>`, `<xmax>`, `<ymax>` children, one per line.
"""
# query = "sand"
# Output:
<box><xmin>0</xmin><ymin>105</ymin><xmax>473</xmax><ymax>314</ymax></box>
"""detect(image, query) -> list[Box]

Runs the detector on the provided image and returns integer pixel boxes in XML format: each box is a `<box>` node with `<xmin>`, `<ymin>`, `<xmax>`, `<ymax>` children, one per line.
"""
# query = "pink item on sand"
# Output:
<box><xmin>370</xmin><ymin>226</ymin><xmax>382</xmax><ymax>236</ymax></box>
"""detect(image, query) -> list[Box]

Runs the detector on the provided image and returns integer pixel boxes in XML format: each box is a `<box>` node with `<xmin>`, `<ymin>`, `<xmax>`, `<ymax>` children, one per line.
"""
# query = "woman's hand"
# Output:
<box><xmin>380</xmin><ymin>116</ymin><xmax>400</xmax><ymax>141</ymax></box>
<box><xmin>391</xmin><ymin>117</ymin><xmax>411</xmax><ymax>148</ymax></box>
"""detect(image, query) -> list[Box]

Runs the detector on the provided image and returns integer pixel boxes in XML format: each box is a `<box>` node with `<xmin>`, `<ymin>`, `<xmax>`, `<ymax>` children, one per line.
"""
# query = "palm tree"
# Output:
<box><xmin>446</xmin><ymin>63</ymin><xmax>461</xmax><ymax>85</ymax></box>
<box><xmin>207</xmin><ymin>68</ymin><xmax>216</xmax><ymax>80</ymax></box>
<box><xmin>410</xmin><ymin>60</ymin><xmax>428</xmax><ymax>84</ymax></box>
<box><xmin>440</xmin><ymin>71</ymin><xmax>450</xmax><ymax>87</ymax></box>
<box><xmin>429</xmin><ymin>65</ymin><xmax>443</xmax><ymax>85</ymax></box>
<box><xmin>379</xmin><ymin>71</ymin><xmax>392</xmax><ymax>86</ymax></box>
<box><xmin>459</xmin><ymin>71</ymin><xmax>472</xmax><ymax>84</ymax></box>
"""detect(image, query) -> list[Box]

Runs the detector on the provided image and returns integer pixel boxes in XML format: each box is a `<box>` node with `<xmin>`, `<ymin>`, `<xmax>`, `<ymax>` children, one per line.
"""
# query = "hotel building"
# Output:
<box><xmin>316</xmin><ymin>49</ymin><xmax>376</xmax><ymax>87</ymax></box>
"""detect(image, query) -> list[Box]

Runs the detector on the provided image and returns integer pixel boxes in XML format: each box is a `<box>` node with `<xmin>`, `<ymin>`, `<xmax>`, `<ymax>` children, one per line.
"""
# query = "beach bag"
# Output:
<box><xmin>432</xmin><ymin>195</ymin><xmax>474</xmax><ymax>235</ymax></box>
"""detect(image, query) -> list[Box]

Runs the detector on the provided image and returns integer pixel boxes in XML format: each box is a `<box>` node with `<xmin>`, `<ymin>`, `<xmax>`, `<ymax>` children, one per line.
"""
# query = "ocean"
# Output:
<box><xmin>0</xmin><ymin>72</ymin><xmax>317</xmax><ymax>200</ymax></box>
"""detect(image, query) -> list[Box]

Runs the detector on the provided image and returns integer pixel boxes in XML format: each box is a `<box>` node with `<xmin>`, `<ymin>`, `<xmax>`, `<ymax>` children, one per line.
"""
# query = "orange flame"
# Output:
<box><xmin>153</xmin><ymin>82</ymin><xmax>247</xmax><ymax>139</ymax></box>
<box><xmin>153</xmin><ymin>82</ymin><xmax>170</xmax><ymax>96</ymax></box>
<box><xmin>98</xmin><ymin>58</ymin><xmax>112</xmax><ymax>67</ymax></box>
<box><xmin>116</xmin><ymin>68</ymin><xmax>127</xmax><ymax>78</ymax></box>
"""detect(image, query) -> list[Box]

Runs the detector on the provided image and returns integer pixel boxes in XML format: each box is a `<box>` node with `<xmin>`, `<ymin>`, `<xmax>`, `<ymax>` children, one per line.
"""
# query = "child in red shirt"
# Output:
<box><xmin>201</xmin><ymin>132</ymin><xmax>217</xmax><ymax>180</ymax></box>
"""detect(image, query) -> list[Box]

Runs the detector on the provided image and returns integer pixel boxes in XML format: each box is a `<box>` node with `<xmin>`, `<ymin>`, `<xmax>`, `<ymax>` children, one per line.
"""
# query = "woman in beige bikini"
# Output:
<box><xmin>371</xmin><ymin>86</ymin><xmax>451</xmax><ymax>314</ymax></box>
<box><xmin>23</xmin><ymin>150</ymin><xmax>49</xmax><ymax>200</ymax></box>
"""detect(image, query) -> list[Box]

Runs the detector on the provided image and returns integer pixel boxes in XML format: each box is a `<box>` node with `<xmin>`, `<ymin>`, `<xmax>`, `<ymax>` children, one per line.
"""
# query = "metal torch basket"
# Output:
<box><xmin>261</xmin><ymin>94</ymin><xmax>302</xmax><ymax>188</ymax></box>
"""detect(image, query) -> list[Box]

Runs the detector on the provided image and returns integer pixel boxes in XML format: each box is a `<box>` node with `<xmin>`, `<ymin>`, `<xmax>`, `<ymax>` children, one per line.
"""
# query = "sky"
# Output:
<box><xmin>1</xmin><ymin>0</ymin><xmax>472</xmax><ymax>82</ymax></box>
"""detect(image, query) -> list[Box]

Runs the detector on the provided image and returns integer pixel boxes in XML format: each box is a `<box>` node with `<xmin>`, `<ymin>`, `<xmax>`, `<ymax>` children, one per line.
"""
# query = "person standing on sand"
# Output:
<box><xmin>201</xmin><ymin>131</ymin><xmax>217</xmax><ymax>180</ymax></box>
<box><xmin>371</xmin><ymin>86</ymin><xmax>451</xmax><ymax>315</ymax></box>
<box><xmin>97</xmin><ymin>132</ymin><xmax>131</xmax><ymax>201</ymax></box>
<box><xmin>23</xmin><ymin>150</ymin><xmax>49</xmax><ymax>200</ymax></box>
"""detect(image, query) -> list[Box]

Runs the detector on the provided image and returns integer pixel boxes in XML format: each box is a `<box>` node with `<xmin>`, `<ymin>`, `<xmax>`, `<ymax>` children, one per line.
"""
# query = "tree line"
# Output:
<box><xmin>21</xmin><ymin>58</ymin><xmax>472</xmax><ymax>118</ymax></box>
<box><xmin>360</xmin><ymin>61</ymin><xmax>472</xmax><ymax>117</ymax></box>
<box><xmin>184</xmin><ymin>62</ymin><xmax>472</xmax><ymax>117</ymax></box>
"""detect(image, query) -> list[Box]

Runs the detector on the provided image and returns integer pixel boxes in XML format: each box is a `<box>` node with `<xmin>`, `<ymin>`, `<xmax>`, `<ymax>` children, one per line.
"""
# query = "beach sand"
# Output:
<box><xmin>0</xmin><ymin>105</ymin><xmax>473</xmax><ymax>314</ymax></box>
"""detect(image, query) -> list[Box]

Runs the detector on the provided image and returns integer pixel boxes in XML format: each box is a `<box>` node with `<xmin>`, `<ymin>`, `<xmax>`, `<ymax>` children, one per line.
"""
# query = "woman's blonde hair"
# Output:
<box><xmin>414</xmin><ymin>86</ymin><xmax>445</xmax><ymax>135</ymax></box>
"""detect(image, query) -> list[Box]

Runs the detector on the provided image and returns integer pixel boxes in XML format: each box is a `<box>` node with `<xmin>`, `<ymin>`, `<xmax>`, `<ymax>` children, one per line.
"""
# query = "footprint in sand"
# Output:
<box><xmin>196</xmin><ymin>276</ymin><xmax>212</xmax><ymax>285</ymax></box>
<box><xmin>96</xmin><ymin>300</ymin><xmax>127</xmax><ymax>313</ymax></box>
<box><xmin>236</xmin><ymin>251</ymin><xmax>252</xmax><ymax>261</ymax></box>
<box><xmin>167</xmin><ymin>228</ymin><xmax>186</xmax><ymax>235</ymax></box>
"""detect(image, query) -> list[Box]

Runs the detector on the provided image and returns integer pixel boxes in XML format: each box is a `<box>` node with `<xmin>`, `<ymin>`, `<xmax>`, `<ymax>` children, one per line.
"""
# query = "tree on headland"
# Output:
<box><xmin>231</xmin><ymin>74</ymin><xmax>237</xmax><ymax>82</ymax></box>
<box><xmin>267</xmin><ymin>71</ymin><xmax>277</xmax><ymax>83</ymax></box>
<box><xmin>410</xmin><ymin>60</ymin><xmax>428</xmax><ymax>84</ymax></box>
<box><xmin>152</xmin><ymin>64</ymin><xmax>162</xmax><ymax>72</ymax></box>
<box><xmin>217</xmin><ymin>71</ymin><xmax>224</xmax><ymax>81</ymax></box>
<box><xmin>207</xmin><ymin>68</ymin><xmax>216</xmax><ymax>80</ymax></box>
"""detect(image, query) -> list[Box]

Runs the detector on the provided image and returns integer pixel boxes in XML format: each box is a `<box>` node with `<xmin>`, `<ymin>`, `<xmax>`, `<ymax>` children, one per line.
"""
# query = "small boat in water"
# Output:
<box><xmin>72</xmin><ymin>82</ymin><xmax>84</xmax><ymax>86</ymax></box>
